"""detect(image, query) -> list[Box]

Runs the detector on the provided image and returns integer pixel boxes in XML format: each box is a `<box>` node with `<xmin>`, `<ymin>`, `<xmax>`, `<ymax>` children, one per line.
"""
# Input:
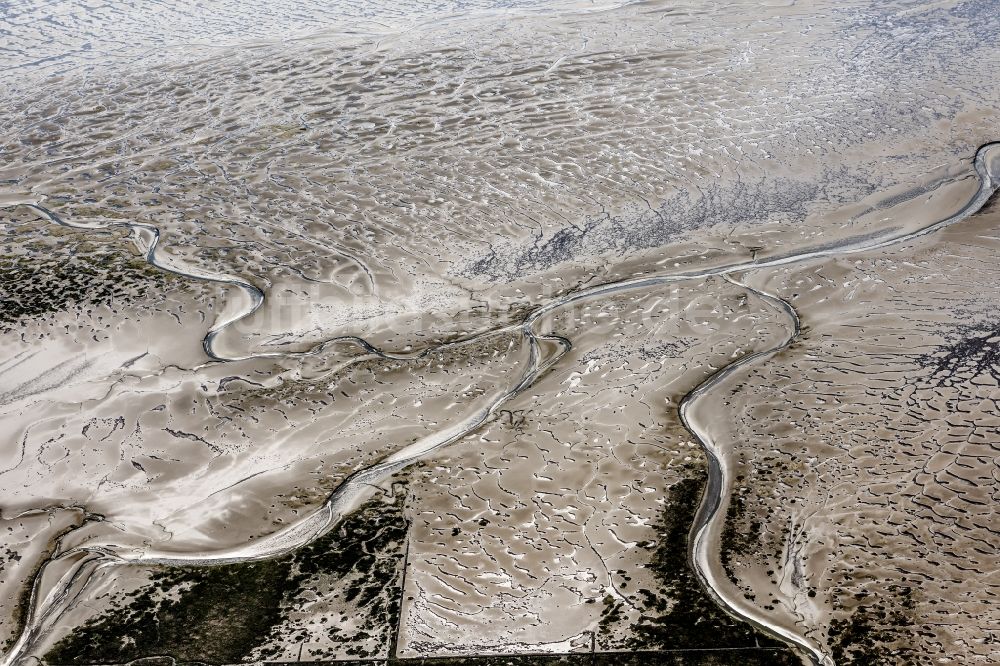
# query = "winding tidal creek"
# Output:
<box><xmin>3</xmin><ymin>143</ymin><xmax>997</xmax><ymax>666</ymax></box>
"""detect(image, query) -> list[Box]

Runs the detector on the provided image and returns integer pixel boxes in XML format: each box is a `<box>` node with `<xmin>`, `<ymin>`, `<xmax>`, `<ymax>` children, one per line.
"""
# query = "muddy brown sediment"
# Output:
<box><xmin>2</xmin><ymin>1</ymin><xmax>1000</xmax><ymax>664</ymax></box>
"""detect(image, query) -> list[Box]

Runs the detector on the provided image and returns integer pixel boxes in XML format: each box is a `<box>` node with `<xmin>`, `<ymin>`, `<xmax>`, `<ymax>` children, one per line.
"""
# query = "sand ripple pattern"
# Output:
<box><xmin>2</xmin><ymin>144</ymin><xmax>996</xmax><ymax>666</ymax></box>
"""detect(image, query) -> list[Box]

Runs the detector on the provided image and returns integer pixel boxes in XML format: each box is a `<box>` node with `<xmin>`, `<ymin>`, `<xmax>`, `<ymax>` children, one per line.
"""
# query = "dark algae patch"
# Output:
<box><xmin>914</xmin><ymin>319</ymin><xmax>1000</xmax><ymax>387</ymax></box>
<box><xmin>47</xmin><ymin>559</ymin><xmax>293</xmax><ymax>664</ymax></box>
<box><xmin>0</xmin><ymin>213</ymin><xmax>170</xmax><ymax>331</ymax></box>
<box><xmin>46</xmin><ymin>484</ymin><xmax>408</xmax><ymax>664</ymax></box>
<box><xmin>719</xmin><ymin>476</ymin><xmax>762</xmax><ymax>583</ymax></box>
<box><xmin>284</xmin><ymin>483</ymin><xmax>408</xmax><ymax>660</ymax></box>
<box><xmin>828</xmin><ymin>585</ymin><xmax>919</xmax><ymax>666</ymax></box>
<box><xmin>597</xmin><ymin>469</ymin><xmax>795</xmax><ymax>662</ymax></box>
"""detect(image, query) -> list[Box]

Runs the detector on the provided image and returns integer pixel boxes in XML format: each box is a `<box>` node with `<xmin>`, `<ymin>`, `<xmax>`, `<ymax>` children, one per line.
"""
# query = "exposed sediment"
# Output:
<box><xmin>3</xmin><ymin>2</ymin><xmax>1000</xmax><ymax>661</ymax></box>
<box><xmin>2</xmin><ymin>143</ymin><xmax>996</xmax><ymax>665</ymax></box>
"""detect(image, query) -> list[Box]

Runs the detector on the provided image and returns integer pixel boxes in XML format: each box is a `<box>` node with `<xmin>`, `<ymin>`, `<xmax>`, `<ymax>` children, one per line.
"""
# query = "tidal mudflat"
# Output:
<box><xmin>1</xmin><ymin>1</ymin><xmax>999</xmax><ymax>665</ymax></box>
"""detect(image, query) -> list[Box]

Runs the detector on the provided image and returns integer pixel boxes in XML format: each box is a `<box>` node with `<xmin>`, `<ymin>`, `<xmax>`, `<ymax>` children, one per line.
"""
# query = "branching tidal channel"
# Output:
<box><xmin>2</xmin><ymin>142</ymin><xmax>998</xmax><ymax>666</ymax></box>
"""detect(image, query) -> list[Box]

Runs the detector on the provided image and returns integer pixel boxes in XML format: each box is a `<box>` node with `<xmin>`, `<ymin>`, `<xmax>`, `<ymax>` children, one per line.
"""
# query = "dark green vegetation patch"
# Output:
<box><xmin>719</xmin><ymin>478</ymin><xmax>762</xmax><ymax>582</ymax></box>
<box><xmin>828</xmin><ymin>585</ymin><xmax>919</xmax><ymax>665</ymax></box>
<box><xmin>47</xmin><ymin>485</ymin><xmax>408</xmax><ymax>664</ymax></box>
<box><xmin>597</xmin><ymin>470</ymin><xmax>795</xmax><ymax>661</ymax></box>
<box><xmin>0</xmin><ymin>214</ymin><xmax>170</xmax><ymax>331</ymax></box>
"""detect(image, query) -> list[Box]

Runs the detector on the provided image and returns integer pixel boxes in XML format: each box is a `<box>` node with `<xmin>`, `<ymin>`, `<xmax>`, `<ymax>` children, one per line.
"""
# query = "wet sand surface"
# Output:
<box><xmin>702</xmin><ymin>198</ymin><xmax>1000</xmax><ymax>664</ymax></box>
<box><xmin>1</xmin><ymin>1</ymin><xmax>999</xmax><ymax>664</ymax></box>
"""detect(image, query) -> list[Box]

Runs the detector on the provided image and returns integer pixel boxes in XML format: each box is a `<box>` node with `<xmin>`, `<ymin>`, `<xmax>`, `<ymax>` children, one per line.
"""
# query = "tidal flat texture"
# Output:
<box><xmin>1</xmin><ymin>1</ymin><xmax>998</xmax><ymax>665</ymax></box>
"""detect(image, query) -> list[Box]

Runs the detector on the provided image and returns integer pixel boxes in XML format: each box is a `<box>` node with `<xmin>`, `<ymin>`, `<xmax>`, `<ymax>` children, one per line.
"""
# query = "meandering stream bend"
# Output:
<box><xmin>3</xmin><ymin>142</ymin><xmax>998</xmax><ymax>666</ymax></box>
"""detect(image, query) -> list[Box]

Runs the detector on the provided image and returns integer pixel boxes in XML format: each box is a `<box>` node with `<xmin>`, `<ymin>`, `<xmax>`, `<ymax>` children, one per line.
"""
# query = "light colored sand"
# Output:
<box><xmin>1</xmin><ymin>0</ymin><xmax>999</xmax><ymax>662</ymax></box>
<box><xmin>702</xmin><ymin>202</ymin><xmax>1000</xmax><ymax>664</ymax></box>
